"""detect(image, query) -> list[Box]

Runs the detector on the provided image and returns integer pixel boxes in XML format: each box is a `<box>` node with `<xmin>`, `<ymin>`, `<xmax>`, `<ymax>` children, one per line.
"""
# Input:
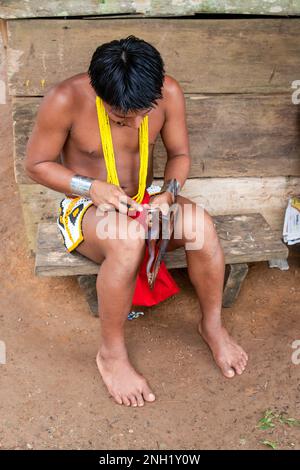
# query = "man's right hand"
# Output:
<box><xmin>89</xmin><ymin>180</ymin><xmax>143</xmax><ymax>215</ymax></box>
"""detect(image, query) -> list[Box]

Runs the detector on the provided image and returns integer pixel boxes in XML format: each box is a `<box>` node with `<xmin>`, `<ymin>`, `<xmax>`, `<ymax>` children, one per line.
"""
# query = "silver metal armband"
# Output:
<box><xmin>70</xmin><ymin>174</ymin><xmax>95</xmax><ymax>197</ymax></box>
<box><xmin>160</xmin><ymin>178</ymin><xmax>181</xmax><ymax>202</ymax></box>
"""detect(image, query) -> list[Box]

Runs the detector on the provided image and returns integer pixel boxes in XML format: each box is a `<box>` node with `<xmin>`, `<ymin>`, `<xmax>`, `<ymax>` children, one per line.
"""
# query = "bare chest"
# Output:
<box><xmin>65</xmin><ymin>105</ymin><xmax>165</xmax><ymax>161</ymax></box>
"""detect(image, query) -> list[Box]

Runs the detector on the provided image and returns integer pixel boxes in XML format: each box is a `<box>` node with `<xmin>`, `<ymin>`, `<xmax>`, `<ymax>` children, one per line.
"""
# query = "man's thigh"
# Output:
<box><xmin>75</xmin><ymin>204</ymin><xmax>146</xmax><ymax>264</ymax></box>
<box><xmin>167</xmin><ymin>195</ymin><xmax>207</xmax><ymax>252</ymax></box>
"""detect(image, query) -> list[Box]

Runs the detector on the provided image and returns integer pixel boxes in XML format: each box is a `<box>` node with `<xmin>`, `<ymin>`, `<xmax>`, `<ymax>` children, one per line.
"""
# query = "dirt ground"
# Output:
<box><xmin>1</xmin><ymin>92</ymin><xmax>300</xmax><ymax>451</ymax></box>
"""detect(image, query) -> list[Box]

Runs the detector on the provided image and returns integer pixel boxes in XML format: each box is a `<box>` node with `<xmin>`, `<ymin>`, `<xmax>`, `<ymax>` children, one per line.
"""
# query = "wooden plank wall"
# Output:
<box><xmin>3</xmin><ymin>17</ymin><xmax>300</xmax><ymax>251</ymax></box>
<box><xmin>12</xmin><ymin>94</ymin><xmax>300</xmax><ymax>185</ymax></box>
<box><xmin>1</xmin><ymin>0</ymin><xmax>300</xmax><ymax>18</ymax></box>
<box><xmin>7</xmin><ymin>19</ymin><xmax>300</xmax><ymax>95</ymax></box>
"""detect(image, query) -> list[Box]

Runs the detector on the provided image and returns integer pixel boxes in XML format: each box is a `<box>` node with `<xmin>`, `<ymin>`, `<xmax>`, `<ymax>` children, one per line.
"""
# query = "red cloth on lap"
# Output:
<box><xmin>129</xmin><ymin>191</ymin><xmax>180</xmax><ymax>307</ymax></box>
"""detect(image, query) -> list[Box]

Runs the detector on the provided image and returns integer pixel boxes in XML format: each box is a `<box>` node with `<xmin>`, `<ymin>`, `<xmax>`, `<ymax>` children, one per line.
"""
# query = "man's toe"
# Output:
<box><xmin>122</xmin><ymin>396</ymin><xmax>131</xmax><ymax>406</ymax></box>
<box><xmin>241</xmin><ymin>350</ymin><xmax>249</xmax><ymax>361</ymax></box>
<box><xmin>234</xmin><ymin>363</ymin><xmax>244</xmax><ymax>375</ymax></box>
<box><xmin>129</xmin><ymin>395</ymin><xmax>138</xmax><ymax>407</ymax></box>
<box><xmin>142</xmin><ymin>383</ymin><xmax>156</xmax><ymax>402</ymax></box>
<box><xmin>114</xmin><ymin>394</ymin><xmax>123</xmax><ymax>405</ymax></box>
<box><xmin>136</xmin><ymin>393</ymin><xmax>145</xmax><ymax>407</ymax></box>
<box><xmin>220</xmin><ymin>361</ymin><xmax>235</xmax><ymax>378</ymax></box>
<box><xmin>241</xmin><ymin>356</ymin><xmax>247</xmax><ymax>367</ymax></box>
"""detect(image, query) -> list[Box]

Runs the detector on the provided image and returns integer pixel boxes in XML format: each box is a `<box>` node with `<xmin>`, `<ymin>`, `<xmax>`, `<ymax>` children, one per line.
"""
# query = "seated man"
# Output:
<box><xmin>25</xmin><ymin>36</ymin><xmax>248</xmax><ymax>408</ymax></box>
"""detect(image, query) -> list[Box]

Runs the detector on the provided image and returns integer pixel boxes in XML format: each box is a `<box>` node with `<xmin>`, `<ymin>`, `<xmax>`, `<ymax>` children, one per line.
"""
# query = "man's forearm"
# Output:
<box><xmin>26</xmin><ymin>161</ymin><xmax>78</xmax><ymax>195</ymax></box>
<box><xmin>163</xmin><ymin>154</ymin><xmax>191</xmax><ymax>189</ymax></box>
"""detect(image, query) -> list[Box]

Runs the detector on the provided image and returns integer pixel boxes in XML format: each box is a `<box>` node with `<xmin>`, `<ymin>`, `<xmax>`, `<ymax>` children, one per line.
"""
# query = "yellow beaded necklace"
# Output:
<box><xmin>95</xmin><ymin>96</ymin><xmax>149</xmax><ymax>204</ymax></box>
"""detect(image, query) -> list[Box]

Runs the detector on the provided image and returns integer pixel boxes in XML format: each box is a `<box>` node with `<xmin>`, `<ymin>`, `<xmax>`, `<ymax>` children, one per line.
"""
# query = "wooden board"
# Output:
<box><xmin>7</xmin><ymin>18</ymin><xmax>300</xmax><ymax>95</ymax></box>
<box><xmin>19</xmin><ymin>177</ymin><xmax>300</xmax><ymax>253</ymax></box>
<box><xmin>12</xmin><ymin>94</ymin><xmax>300</xmax><ymax>185</ymax></box>
<box><xmin>1</xmin><ymin>1</ymin><xmax>299</xmax><ymax>19</ymax></box>
<box><xmin>35</xmin><ymin>213</ymin><xmax>288</xmax><ymax>276</ymax></box>
<box><xmin>155</xmin><ymin>94</ymin><xmax>300</xmax><ymax>178</ymax></box>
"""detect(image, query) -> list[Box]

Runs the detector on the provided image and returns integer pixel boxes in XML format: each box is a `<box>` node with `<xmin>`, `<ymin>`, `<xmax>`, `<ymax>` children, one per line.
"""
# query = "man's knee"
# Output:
<box><xmin>181</xmin><ymin>205</ymin><xmax>220</xmax><ymax>255</ymax></box>
<box><xmin>117</xmin><ymin>235</ymin><xmax>145</xmax><ymax>264</ymax></box>
<box><xmin>178</xmin><ymin>202</ymin><xmax>206</xmax><ymax>250</ymax></box>
<box><xmin>202</xmin><ymin>210</ymin><xmax>222</xmax><ymax>256</ymax></box>
<box><xmin>106</xmin><ymin>218</ymin><xmax>146</xmax><ymax>268</ymax></box>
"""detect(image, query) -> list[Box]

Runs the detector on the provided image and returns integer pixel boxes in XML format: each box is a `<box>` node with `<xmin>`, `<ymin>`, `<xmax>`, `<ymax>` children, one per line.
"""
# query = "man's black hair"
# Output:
<box><xmin>88</xmin><ymin>35</ymin><xmax>165</xmax><ymax>113</ymax></box>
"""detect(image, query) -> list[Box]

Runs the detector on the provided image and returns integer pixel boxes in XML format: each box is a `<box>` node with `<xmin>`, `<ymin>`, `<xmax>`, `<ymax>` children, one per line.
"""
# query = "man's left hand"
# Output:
<box><xmin>149</xmin><ymin>191</ymin><xmax>173</xmax><ymax>214</ymax></box>
<box><xmin>146</xmin><ymin>191</ymin><xmax>174</xmax><ymax>230</ymax></box>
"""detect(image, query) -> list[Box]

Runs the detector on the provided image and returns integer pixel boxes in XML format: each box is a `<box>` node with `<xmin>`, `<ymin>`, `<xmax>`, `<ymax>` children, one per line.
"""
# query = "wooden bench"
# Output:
<box><xmin>35</xmin><ymin>212</ymin><xmax>288</xmax><ymax>316</ymax></box>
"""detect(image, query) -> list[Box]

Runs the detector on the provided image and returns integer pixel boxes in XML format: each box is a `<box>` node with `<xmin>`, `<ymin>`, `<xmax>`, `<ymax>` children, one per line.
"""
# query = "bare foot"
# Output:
<box><xmin>96</xmin><ymin>350</ymin><xmax>156</xmax><ymax>407</ymax></box>
<box><xmin>199</xmin><ymin>322</ymin><xmax>248</xmax><ymax>378</ymax></box>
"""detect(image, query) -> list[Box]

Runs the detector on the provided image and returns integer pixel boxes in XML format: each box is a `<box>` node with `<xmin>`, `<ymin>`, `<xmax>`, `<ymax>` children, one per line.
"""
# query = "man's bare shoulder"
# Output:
<box><xmin>162</xmin><ymin>75</ymin><xmax>184</xmax><ymax>101</ymax></box>
<box><xmin>41</xmin><ymin>73</ymin><xmax>90</xmax><ymax>110</ymax></box>
<box><xmin>36</xmin><ymin>73</ymin><xmax>91</xmax><ymax>128</ymax></box>
<box><xmin>160</xmin><ymin>75</ymin><xmax>185</xmax><ymax>119</ymax></box>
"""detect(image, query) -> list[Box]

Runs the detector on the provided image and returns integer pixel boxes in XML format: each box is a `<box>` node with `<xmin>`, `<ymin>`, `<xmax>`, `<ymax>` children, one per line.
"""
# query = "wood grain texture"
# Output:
<box><xmin>19</xmin><ymin>177</ymin><xmax>300</xmax><ymax>253</ymax></box>
<box><xmin>34</xmin><ymin>213</ymin><xmax>288</xmax><ymax>276</ymax></box>
<box><xmin>7</xmin><ymin>19</ymin><xmax>300</xmax><ymax>95</ymax></box>
<box><xmin>19</xmin><ymin>184</ymin><xmax>62</xmax><ymax>253</ymax></box>
<box><xmin>155</xmin><ymin>94</ymin><xmax>300</xmax><ymax>178</ymax></box>
<box><xmin>222</xmin><ymin>263</ymin><xmax>249</xmax><ymax>308</ymax></box>
<box><xmin>77</xmin><ymin>274</ymin><xmax>98</xmax><ymax>317</ymax></box>
<box><xmin>0</xmin><ymin>0</ymin><xmax>136</xmax><ymax>19</ymax></box>
<box><xmin>13</xmin><ymin>94</ymin><xmax>300</xmax><ymax>185</ymax></box>
<box><xmin>1</xmin><ymin>1</ymin><xmax>300</xmax><ymax>19</ymax></box>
